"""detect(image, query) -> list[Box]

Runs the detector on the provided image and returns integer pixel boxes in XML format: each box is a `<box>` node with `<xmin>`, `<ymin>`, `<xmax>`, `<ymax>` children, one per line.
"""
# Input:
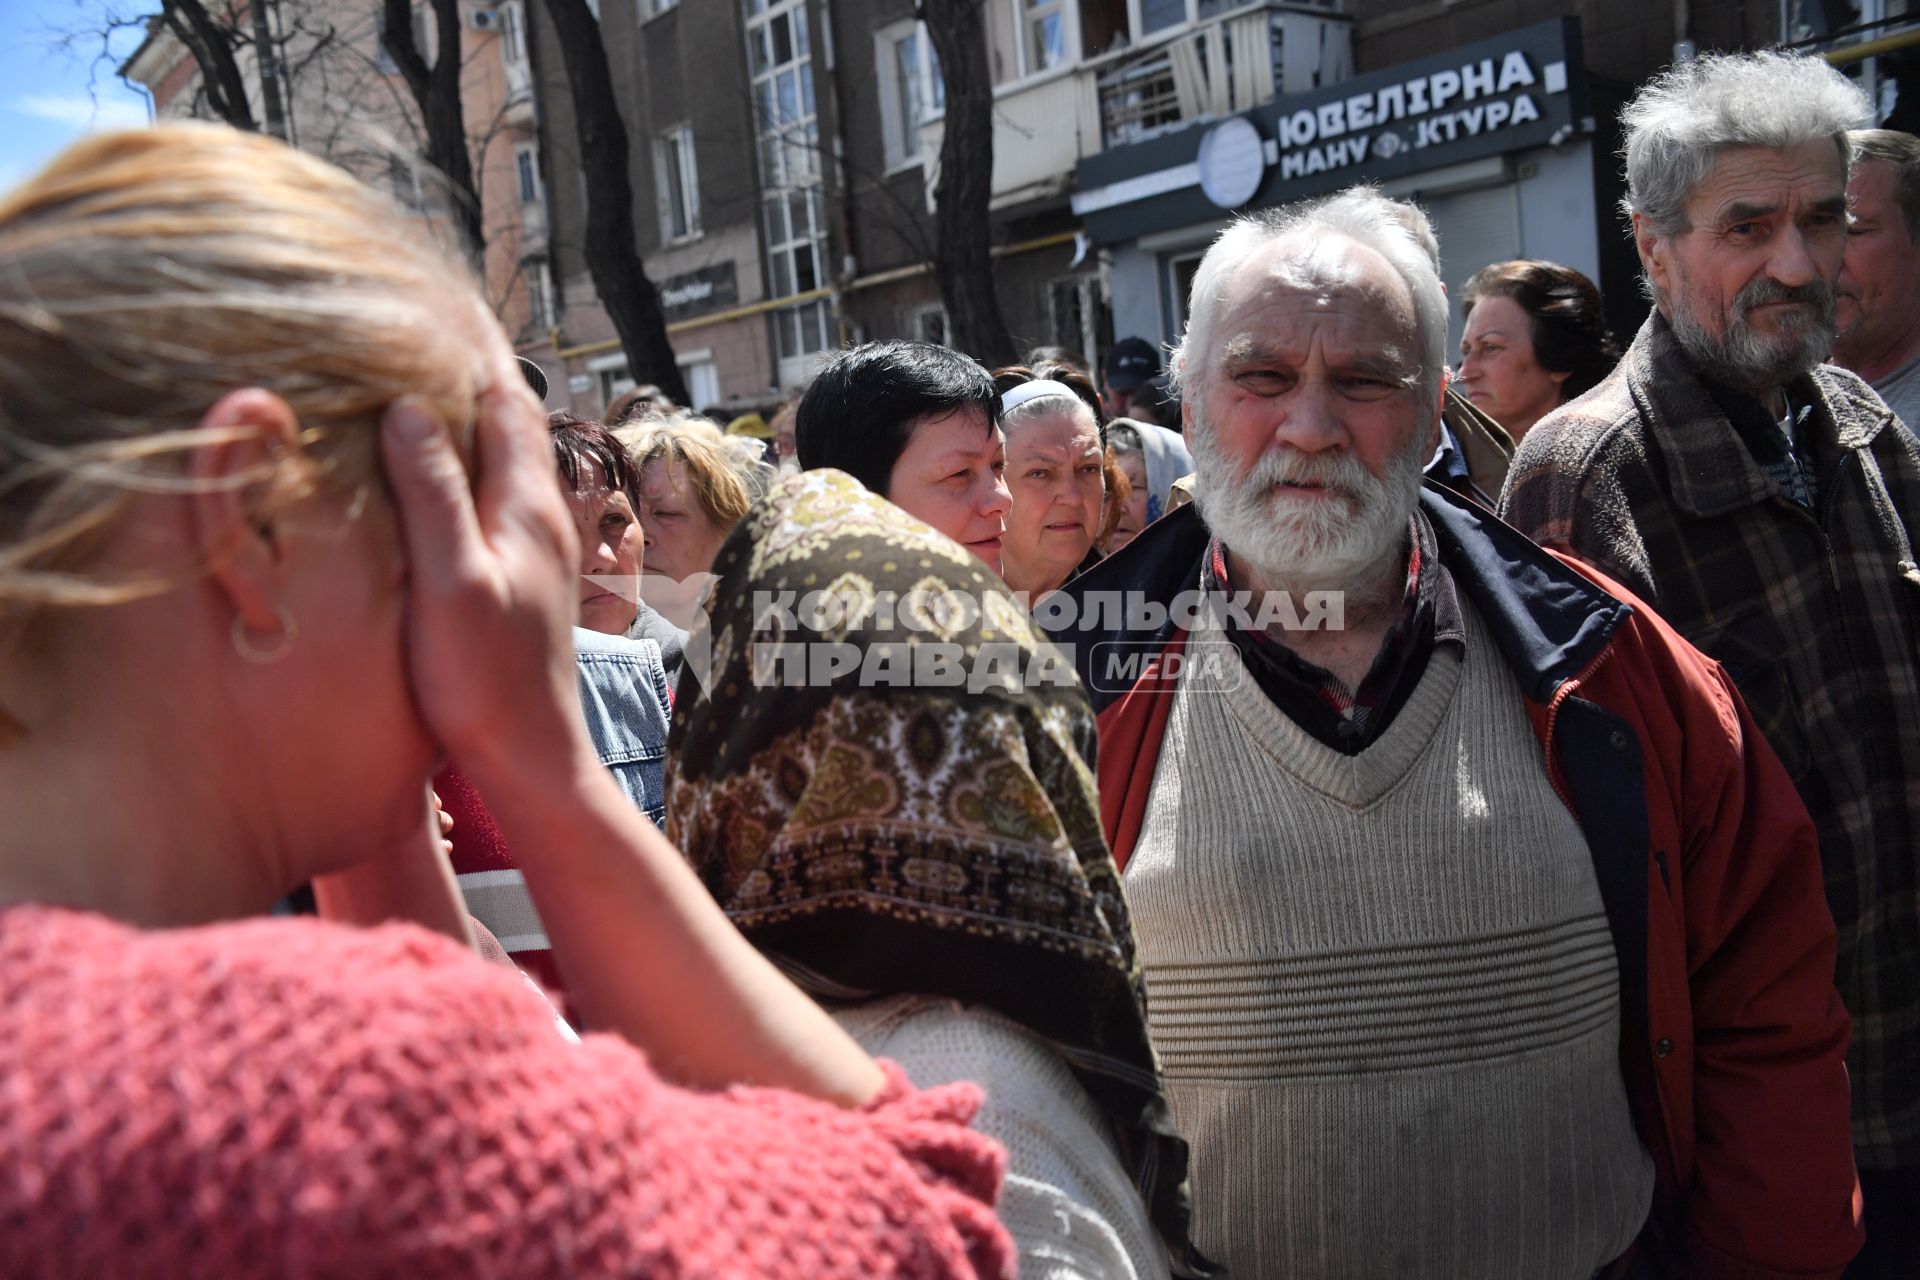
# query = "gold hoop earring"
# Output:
<box><xmin>231</xmin><ymin>606</ymin><xmax>298</xmax><ymax>665</ymax></box>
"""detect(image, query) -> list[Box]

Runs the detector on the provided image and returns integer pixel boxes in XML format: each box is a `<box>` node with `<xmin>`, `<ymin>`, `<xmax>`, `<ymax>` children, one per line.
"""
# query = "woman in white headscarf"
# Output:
<box><xmin>1103</xmin><ymin>420</ymin><xmax>1192</xmax><ymax>554</ymax></box>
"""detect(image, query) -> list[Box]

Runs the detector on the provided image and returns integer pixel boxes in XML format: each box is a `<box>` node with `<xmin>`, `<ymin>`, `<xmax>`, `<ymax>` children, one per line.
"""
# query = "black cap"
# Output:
<box><xmin>1103</xmin><ymin>336</ymin><xmax>1160</xmax><ymax>393</ymax></box>
<box><xmin>516</xmin><ymin>356</ymin><xmax>550</xmax><ymax>401</ymax></box>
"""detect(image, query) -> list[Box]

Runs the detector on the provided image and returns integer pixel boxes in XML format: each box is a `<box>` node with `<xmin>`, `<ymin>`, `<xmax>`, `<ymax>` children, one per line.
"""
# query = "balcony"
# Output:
<box><xmin>919</xmin><ymin>2</ymin><xmax>1351</xmax><ymax>210</ymax></box>
<box><xmin>1094</xmin><ymin>4</ymin><xmax>1351</xmax><ymax>149</ymax></box>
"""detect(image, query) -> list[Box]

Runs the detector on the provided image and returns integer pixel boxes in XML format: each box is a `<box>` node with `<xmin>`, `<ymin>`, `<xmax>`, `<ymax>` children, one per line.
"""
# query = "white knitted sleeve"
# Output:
<box><xmin>835</xmin><ymin>995</ymin><xmax>1170</xmax><ymax>1280</ymax></box>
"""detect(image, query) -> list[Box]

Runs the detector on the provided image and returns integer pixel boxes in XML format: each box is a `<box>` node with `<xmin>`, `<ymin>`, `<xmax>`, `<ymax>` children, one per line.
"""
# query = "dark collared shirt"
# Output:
<box><xmin>1203</xmin><ymin>509</ymin><xmax>1466</xmax><ymax>755</ymax></box>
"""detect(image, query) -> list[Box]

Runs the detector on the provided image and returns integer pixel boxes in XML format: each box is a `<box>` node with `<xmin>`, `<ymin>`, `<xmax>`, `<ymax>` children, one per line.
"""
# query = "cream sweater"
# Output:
<box><xmin>836</xmin><ymin>996</ymin><xmax>1170</xmax><ymax>1280</ymax></box>
<box><xmin>1126</xmin><ymin>600</ymin><xmax>1653</xmax><ymax>1278</ymax></box>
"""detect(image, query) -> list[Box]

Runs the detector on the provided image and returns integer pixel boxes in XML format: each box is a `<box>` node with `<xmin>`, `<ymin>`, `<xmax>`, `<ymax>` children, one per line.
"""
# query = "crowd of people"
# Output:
<box><xmin>1</xmin><ymin>40</ymin><xmax>1918</xmax><ymax>1280</ymax></box>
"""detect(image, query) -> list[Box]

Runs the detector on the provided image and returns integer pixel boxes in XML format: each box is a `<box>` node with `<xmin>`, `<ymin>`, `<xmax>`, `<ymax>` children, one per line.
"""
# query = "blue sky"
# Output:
<box><xmin>0</xmin><ymin>0</ymin><xmax>153</xmax><ymax>196</ymax></box>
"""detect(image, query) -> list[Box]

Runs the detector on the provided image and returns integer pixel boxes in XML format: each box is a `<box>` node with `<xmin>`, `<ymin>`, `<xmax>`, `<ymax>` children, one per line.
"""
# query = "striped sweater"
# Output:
<box><xmin>1126</xmin><ymin>597</ymin><xmax>1653</xmax><ymax>1278</ymax></box>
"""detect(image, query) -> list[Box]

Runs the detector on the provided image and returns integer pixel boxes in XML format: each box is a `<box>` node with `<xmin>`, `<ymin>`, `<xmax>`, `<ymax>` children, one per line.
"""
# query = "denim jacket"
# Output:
<box><xmin>573</xmin><ymin>627</ymin><xmax>672</xmax><ymax>826</ymax></box>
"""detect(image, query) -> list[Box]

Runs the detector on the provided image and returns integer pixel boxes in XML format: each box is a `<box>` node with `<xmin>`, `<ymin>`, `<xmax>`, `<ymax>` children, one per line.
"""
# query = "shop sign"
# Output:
<box><xmin>1073</xmin><ymin>17</ymin><xmax>1589</xmax><ymax>244</ymax></box>
<box><xmin>658</xmin><ymin>262</ymin><xmax>739</xmax><ymax>321</ymax></box>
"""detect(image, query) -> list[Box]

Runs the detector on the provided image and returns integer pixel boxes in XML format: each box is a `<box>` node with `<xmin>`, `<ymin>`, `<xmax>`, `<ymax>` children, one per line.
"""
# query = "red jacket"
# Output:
<box><xmin>1046</xmin><ymin>489</ymin><xmax>1861</xmax><ymax>1279</ymax></box>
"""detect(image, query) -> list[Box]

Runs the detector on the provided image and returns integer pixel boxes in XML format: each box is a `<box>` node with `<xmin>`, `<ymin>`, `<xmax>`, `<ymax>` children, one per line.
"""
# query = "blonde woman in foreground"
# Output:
<box><xmin>0</xmin><ymin>125</ymin><xmax>1011</xmax><ymax>1278</ymax></box>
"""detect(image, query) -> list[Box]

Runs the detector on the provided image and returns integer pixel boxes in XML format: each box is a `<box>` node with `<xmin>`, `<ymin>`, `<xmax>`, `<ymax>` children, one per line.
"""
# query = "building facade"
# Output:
<box><xmin>122</xmin><ymin>0</ymin><xmax>548</xmax><ymax>361</ymax></box>
<box><xmin>525</xmin><ymin>0</ymin><xmax>1811</xmax><ymax>420</ymax></box>
<box><xmin>523</xmin><ymin>0</ymin><xmax>781</xmax><ymax>417</ymax></box>
<box><xmin>283</xmin><ymin>0</ymin><xmax>1907</xmax><ymax>420</ymax></box>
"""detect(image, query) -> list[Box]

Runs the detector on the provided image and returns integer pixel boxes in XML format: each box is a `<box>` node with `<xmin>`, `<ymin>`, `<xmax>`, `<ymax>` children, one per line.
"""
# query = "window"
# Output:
<box><xmin>375</xmin><ymin>3</ymin><xmax>433</xmax><ymax>74</ymax></box>
<box><xmin>745</xmin><ymin>0</ymin><xmax>819</xmax><ymax>190</ymax></box>
<box><xmin>876</xmin><ymin>22</ymin><xmax>940</xmax><ymax>169</ymax></box>
<box><xmin>745</xmin><ymin>0</ymin><xmax>830</xmax><ymax>376</ymax></box>
<box><xmin>1142</xmin><ymin>0</ymin><xmax>1185</xmax><ymax>33</ymax></box>
<box><xmin>906</xmin><ymin>303</ymin><xmax>949</xmax><ymax>347</ymax></box>
<box><xmin>500</xmin><ymin>2</ymin><xmax>531</xmax><ymax>98</ymax></box>
<box><xmin>591</xmin><ymin>355</ymin><xmax>634</xmax><ymax>410</ymax></box>
<box><xmin>1166</xmin><ymin>250</ymin><xmax>1204</xmax><ymax>338</ymax></box>
<box><xmin>1133</xmin><ymin>0</ymin><xmax>1301</xmax><ymax>39</ymax></box>
<box><xmin>641</xmin><ymin>0</ymin><xmax>679</xmax><ymax>15</ymax></box>
<box><xmin>501</xmin><ymin>1</ymin><xmax>526</xmax><ymax>66</ymax></box>
<box><xmin>515</xmin><ymin>146</ymin><xmax>540</xmax><ymax>207</ymax></box>
<box><xmin>988</xmin><ymin>0</ymin><xmax>1075</xmax><ymax>83</ymax></box>
<box><xmin>761</xmin><ymin>186</ymin><xmax>822</xmax><ymax>299</ymax></box>
<box><xmin>678</xmin><ymin>351</ymin><xmax>720</xmax><ymax>411</ymax></box>
<box><xmin>775</xmin><ymin>299</ymin><xmax>832</xmax><ymax>362</ymax></box>
<box><xmin>1048</xmin><ymin>274</ymin><xmax>1109</xmax><ymax>371</ymax></box>
<box><xmin>525</xmin><ymin>259</ymin><xmax>554</xmax><ymax>332</ymax></box>
<box><xmin>1022</xmin><ymin>0</ymin><xmax>1067</xmax><ymax>73</ymax></box>
<box><xmin>655</xmin><ymin>124</ymin><xmax>700</xmax><ymax>242</ymax></box>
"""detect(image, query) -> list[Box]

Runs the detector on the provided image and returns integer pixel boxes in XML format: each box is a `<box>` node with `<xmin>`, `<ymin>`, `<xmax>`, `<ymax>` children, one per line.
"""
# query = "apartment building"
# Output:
<box><xmin>531</xmin><ymin>0</ymin><xmax>1140</xmax><ymax>418</ymax></box>
<box><xmin>521</xmin><ymin>0</ymin><xmax>780</xmax><ymax>414</ymax></box>
<box><xmin>526</xmin><ymin>0</ymin><xmax>1818</xmax><ymax>418</ymax></box>
<box><xmin>121</xmin><ymin>0</ymin><xmax>549</xmax><ymax>359</ymax></box>
<box><xmin>146</xmin><ymin>2</ymin><xmax>1903</xmax><ymax>418</ymax></box>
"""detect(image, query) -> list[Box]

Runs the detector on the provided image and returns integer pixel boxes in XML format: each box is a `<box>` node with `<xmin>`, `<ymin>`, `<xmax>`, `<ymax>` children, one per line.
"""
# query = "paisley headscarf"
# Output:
<box><xmin>667</xmin><ymin>469</ymin><xmax>1209</xmax><ymax>1275</ymax></box>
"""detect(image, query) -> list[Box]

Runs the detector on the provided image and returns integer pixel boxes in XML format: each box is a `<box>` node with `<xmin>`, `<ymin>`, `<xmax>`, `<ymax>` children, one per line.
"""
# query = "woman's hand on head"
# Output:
<box><xmin>379</xmin><ymin>371</ymin><xmax>587</xmax><ymax>780</ymax></box>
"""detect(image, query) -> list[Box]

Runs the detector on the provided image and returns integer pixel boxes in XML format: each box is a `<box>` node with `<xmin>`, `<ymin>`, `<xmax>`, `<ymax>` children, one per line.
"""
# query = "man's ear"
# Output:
<box><xmin>1633</xmin><ymin>211</ymin><xmax>1673</xmax><ymax>304</ymax></box>
<box><xmin>185</xmin><ymin>389</ymin><xmax>305</xmax><ymax>637</ymax></box>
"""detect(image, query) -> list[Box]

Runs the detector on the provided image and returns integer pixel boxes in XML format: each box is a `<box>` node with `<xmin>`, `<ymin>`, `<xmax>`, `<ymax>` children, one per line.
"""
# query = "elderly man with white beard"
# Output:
<box><xmin>1502</xmin><ymin>52</ymin><xmax>1920</xmax><ymax>1277</ymax></box>
<box><xmin>1040</xmin><ymin>186</ymin><xmax>1859</xmax><ymax>1279</ymax></box>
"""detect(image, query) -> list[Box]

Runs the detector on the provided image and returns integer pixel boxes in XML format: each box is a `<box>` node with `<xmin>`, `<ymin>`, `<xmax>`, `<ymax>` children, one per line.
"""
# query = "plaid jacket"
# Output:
<box><xmin>1502</xmin><ymin>309</ymin><xmax>1920</xmax><ymax>1167</ymax></box>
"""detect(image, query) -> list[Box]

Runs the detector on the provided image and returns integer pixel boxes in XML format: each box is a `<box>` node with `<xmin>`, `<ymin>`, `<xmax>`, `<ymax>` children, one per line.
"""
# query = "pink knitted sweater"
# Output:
<box><xmin>0</xmin><ymin>905</ymin><xmax>1014</xmax><ymax>1278</ymax></box>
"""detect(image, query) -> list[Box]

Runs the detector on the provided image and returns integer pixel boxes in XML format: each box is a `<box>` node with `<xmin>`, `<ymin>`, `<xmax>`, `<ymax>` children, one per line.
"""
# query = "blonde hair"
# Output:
<box><xmin>613</xmin><ymin>413</ymin><xmax>766</xmax><ymax>530</ymax></box>
<box><xmin>0</xmin><ymin>124</ymin><xmax>486</xmax><ymax>622</ymax></box>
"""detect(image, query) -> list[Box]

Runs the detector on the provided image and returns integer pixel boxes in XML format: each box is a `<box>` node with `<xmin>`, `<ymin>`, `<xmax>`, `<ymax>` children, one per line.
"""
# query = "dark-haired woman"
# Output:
<box><xmin>549</xmin><ymin>411</ymin><xmax>647</xmax><ymax>637</ymax></box>
<box><xmin>1458</xmin><ymin>259</ymin><xmax>1619</xmax><ymax>442</ymax></box>
<box><xmin>796</xmin><ymin>340</ymin><xmax>1012</xmax><ymax>573</ymax></box>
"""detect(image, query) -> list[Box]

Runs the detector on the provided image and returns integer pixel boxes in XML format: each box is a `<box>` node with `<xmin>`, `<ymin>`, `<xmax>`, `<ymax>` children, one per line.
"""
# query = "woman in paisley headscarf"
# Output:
<box><xmin>668</xmin><ymin>469</ymin><xmax>1210</xmax><ymax>1280</ymax></box>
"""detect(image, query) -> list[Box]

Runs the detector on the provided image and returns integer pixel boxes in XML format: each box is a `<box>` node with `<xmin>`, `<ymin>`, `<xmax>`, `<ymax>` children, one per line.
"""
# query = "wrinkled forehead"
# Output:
<box><xmin>1207</xmin><ymin>231</ymin><xmax>1420</xmax><ymax>354</ymax></box>
<box><xmin>1684</xmin><ymin>140</ymin><xmax>1848</xmax><ymax>226</ymax></box>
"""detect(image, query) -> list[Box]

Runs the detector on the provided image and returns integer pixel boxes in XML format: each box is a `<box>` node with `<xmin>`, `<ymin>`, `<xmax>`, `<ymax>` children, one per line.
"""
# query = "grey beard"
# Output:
<box><xmin>1666</xmin><ymin>276</ymin><xmax>1837</xmax><ymax>396</ymax></box>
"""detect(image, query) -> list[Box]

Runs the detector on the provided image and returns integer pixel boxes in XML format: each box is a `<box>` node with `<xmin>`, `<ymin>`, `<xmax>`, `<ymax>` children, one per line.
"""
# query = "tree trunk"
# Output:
<box><xmin>536</xmin><ymin>0</ymin><xmax>690</xmax><ymax>408</ymax></box>
<box><xmin>247</xmin><ymin>0</ymin><xmax>288</xmax><ymax>138</ymax></box>
<box><xmin>381</xmin><ymin>0</ymin><xmax>485</xmax><ymax>264</ymax></box>
<box><xmin>920</xmin><ymin>0</ymin><xmax>1017</xmax><ymax>369</ymax></box>
<box><xmin>160</xmin><ymin>0</ymin><xmax>257</xmax><ymax>131</ymax></box>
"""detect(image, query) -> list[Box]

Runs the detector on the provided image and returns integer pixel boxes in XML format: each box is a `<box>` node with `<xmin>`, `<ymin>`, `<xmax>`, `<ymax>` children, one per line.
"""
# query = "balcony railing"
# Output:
<box><xmin>1094</xmin><ymin>5</ymin><xmax>1351</xmax><ymax>149</ymax></box>
<box><xmin>919</xmin><ymin>2</ymin><xmax>1351</xmax><ymax>207</ymax></box>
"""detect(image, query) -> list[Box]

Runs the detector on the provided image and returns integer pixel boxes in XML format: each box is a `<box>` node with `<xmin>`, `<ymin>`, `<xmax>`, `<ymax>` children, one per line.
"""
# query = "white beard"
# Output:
<box><xmin>1190</xmin><ymin>412</ymin><xmax>1426</xmax><ymax>604</ymax></box>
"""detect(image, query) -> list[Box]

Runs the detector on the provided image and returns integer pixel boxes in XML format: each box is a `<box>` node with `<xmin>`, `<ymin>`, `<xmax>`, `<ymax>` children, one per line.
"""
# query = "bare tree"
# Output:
<box><xmin>149</xmin><ymin>0</ymin><xmax>258</xmax><ymax>131</ymax></box>
<box><xmin>537</xmin><ymin>0</ymin><xmax>690</xmax><ymax>408</ymax></box>
<box><xmin>919</xmin><ymin>0</ymin><xmax>1017</xmax><ymax>368</ymax></box>
<box><xmin>244</xmin><ymin>0</ymin><xmax>288</xmax><ymax>137</ymax></box>
<box><xmin>379</xmin><ymin>0</ymin><xmax>484</xmax><ymax>263</ymax></box>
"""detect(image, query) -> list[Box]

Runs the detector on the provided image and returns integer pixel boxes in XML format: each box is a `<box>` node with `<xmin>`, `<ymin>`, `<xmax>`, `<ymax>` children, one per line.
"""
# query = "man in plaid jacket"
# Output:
<box><xmin>1503</xmin><ymin>51</ymin><xmax>1919</xmax><ymax>1274</ymax></box>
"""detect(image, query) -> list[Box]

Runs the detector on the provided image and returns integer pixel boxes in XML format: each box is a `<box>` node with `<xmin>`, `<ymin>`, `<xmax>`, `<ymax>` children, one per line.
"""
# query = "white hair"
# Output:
<box><xmin>1001</xmin><ymin>387</ymin><xmax>1098</xmax><ymax>438</ymax></box>
<box><xmin>1622</xmin><ymin>50</ymin><xmax>1872</xmax><ymax>236</ymax></box>
<box><xmin>1168</xmin><ymin>187</ymin><xmax>1448</xmax><ymax>417</ymax></box>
